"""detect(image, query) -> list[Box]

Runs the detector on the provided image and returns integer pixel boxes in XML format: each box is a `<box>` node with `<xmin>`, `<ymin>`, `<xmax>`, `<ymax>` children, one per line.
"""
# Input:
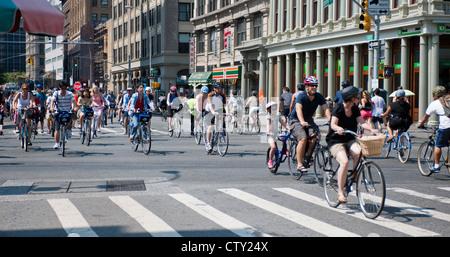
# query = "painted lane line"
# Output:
<box><xmin>169</xmin><ymin>193</ymin><xmax>271</xmax><ymax>237</ymax></box>
<box><xmin>47</xmin><ymin>198</ymin><xmax>98</xmax><ymax>237</ymax></box>
<box><xmin>219</xmin><ymin>188</ymin><xmax>360</xmax><ymax>237</ymax></box>
<box><xmin>109</xmin><ymin>195</ymin><xmax>181</xmax><ymax>237</ymax></box>
<box><xmin>388</xmin><ymin>188</ymin><xmax>450</xmax><ymax>204</ymax></box>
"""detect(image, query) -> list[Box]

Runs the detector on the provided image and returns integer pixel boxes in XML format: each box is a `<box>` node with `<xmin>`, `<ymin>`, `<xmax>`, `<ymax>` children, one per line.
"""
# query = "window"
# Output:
<box><xmin>335</xmin><ymin>0</ymin><xmax>340</xmax><ymax>21</ymax></box>
<box><xmin>118</xmin><ymin>25</ymin><xmax>122</xmax><ymax>39</ymax></box>
<box><xmin>135</xmin><ymin>16</ymin><xmax>140</xmax><ymax>32</ymax></box>
<box><xmin>135</xmin><ymin>41</ymin><xmax>140</xmax><ymax>59</ymax></box>
<box><xmin>130</xmin><ymin>19</ymin><xmax>134</xmax><ymax>34</ymax></box>
<box><xmin>113</xmin><ymin>6</ymin><xmax>117</xmax><ymax>19</ymax></box>
<box><xmin>236</xmin><ymin>18</ymin><xmax>246</xmax><ymax>45</ymax></box>
<box><xmin>113</xmin><ymin>27</ymin><xmax>117</xmax><ymax>41</ymax></box>
<box><xmin>124</xmin><ymin>46</ymin><xmax>128</xmax><ymax>60</ymax></box>
<box><xmin>157</xmin><ymin>34</ymin><xmax>161</xmax><ymax>54</ymax></box>
<box><xmin>253</xmin><ymin>13</ymin><xmax>262</xmax><ymax>39</ymax></box>
<box><xmin>92</xmin><ymin>13</ymin><xmax>98</xmax><ymax>21</ymax></box>
<box><xmin>142</xmin><ymin>13</ymin><xmax>147</xmax><ymax>29</ymax></box>
<box><xmin>130</xmin><ymin>43</ymin><xmax>134</xmax><ymax>59</ymax></box>
<box><xmin>101</xmin><ymin>0</ymin><xmax>108</xmax><ymax>6</ymax></box>
<box><xmin>198</xmin><ymin>31</ymin><xmax>205</xmax><ymax>53</ymax></box>
<box><xmin>179</xmin><ymin>3</ymin><xmax>191</xmax><ymax>21</ymax></box>
<box><xmin>156</xmin><ymin>5</ymin><xmax>161</xmax><ymax>24</ymax></box>
<box><xmin>101</xmin><ymin>14</ymin><xmax>108</xmax><ymax>21</ymax></box>
<box><xmin>197</xmin><ymin>0</ymin><xmax>205</xmax><ymax>16</ymax></box>
<box><xmin>313</xmin><ymin>0</ymin><xmax>317</xmax><ymax>25</ymax></box>
<box><xmin>124</xmin><ymin>22</ymin><xmax>128</xmax><ymax>37</ymax></box>
<box><xmin>113</xmin><ymin>49</ymin><xmax>117</xmax><ymax>63</ymax></box>
<box><xmin>179</xmin><ymin>33</ymin><xmax>190</xmax><ymax>53</ymax></box>
<box><xmin>209</xmin><ymin>28</ymin><xmax>216</xmax><ymax>52</ymax></box>
<box><xmin>118</xmin><ymin>47</ymin><xmax>122</xmax><ymax>62</ymax></box>
<box><xmin>92</xmin><ymin>0</ymin><xmax>98</xmax><ymax>6</ymax></box>
<box><xmin>118</xmin><ymin>2</ymin><xmax>122</xmax><ymax>17</ymax></box>
<box><xmin>142</xmin><ymin>38</ymin><xmax>148</xmax><ymax>57</ymax></box>
<box><xmin>302</xmin><ymin>0</ymin><xmax>307</xmax><ymax>27</ymax></box>
<box><xmin>283</xmin><ymin>0</ymin><xmax>287</xmax><ymax>31</ymax></box>
<box><xmin>209</xmin><ymin>0</ymin><xmax>217</xmax><ymax>12</ymax></box>
<box><xmin>222</xmin><ymin>0</ymin><xmax>231</xmax><ymax>7</ymax></box>
<box><xmin>292</xmin><ymin>0</ymin><xmax>296</xmax><ymax>29</ymax></box>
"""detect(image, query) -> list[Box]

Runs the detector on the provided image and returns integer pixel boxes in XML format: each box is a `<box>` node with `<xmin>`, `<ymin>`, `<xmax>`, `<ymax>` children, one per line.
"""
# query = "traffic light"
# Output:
<box><xmin>27</xmin><ymin>57</ymin><xmax>31</xmax><ymax>66</ymax></box>
<box><xmin>359</xmin><ymin>0</ymin><xmax>371</xmax><ymax>32</ymax></box>
<box><xmin>74</xmin><ymin>59</ymin><xmax>78</xmax><ymax>67</ymax></box>
<box><xmin>30</xmin><ymin>58</ymin><xmax>34</xmax><ymax>65</ymax></box>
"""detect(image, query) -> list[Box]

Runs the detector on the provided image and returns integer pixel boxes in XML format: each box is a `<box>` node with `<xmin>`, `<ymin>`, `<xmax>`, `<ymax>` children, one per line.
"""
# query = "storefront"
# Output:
<box><xmin>212</xmin><ymin>66</ymin><xmax>242</xmax><ymax>96</ymax></box>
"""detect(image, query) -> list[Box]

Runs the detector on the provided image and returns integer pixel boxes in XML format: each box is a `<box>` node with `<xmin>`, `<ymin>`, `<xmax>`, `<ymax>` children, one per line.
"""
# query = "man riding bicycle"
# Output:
<box><xmin>105</xmin><ymin>90</ymin><xmax>117</xmax><ymax>120</ymax></box>
<box><xmin>418</xmin><ymin>86</ymin><xmax>450</xmax><ymax>172</ymax></box>
<box><xmin>289</xmin><ymin>76</ymin><xmax>331</xmax><ymax>173</ymax></box>
<box><xmin>50</xmin><ymin>82</ymin><xmax>76</xmax><ymax>149</ymax></box>
<box><xmin>205</xmin><ymin>82</ymin><xmax>227</xmax><ymax>152</ymax></box>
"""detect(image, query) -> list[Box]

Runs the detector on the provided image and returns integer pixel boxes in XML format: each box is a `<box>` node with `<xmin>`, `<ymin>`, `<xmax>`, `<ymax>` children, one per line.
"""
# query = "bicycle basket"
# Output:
<box><xmin>84</xmin><ymin>108</ymin><xmax>94</xmax><ymax>118</ymax></box>
<box><xmin>59</xmin><ymin>113</ymin><xmax>71</xmax><ymax>123</ymax></box>
<box><xmin>358</xmin><ymin>134</ymin><xmax>385</xmax><ymax>157</ymax></box>
<box><xmin>139</xmin><ymin>113</ymin><xmax>150</xmax><ymax>122</ymax></box>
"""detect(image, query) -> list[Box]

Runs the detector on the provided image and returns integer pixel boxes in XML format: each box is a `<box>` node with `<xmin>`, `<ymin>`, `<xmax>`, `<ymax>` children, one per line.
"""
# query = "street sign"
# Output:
<box><xmin>324</xmin><ymin>0</ymin><xmax>333</xmax><ymax>8</ymax></box>
<box><xmin>73</xmin><ymin>82</ymin><xmax>82</xmax><ymax>91</ymax></box>
<box><xmin>368</xmin><ymin>0</ymin><xmax>390</xmax><ymax>16</ymax></box>
<box><xmin>368</xmin><ymin>40</ymin><xmax>379</xmax><ymax>49</ymax></box>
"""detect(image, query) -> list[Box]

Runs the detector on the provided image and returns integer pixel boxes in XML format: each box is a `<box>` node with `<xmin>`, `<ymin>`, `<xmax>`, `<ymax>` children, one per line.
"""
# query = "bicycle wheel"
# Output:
<box><xmin>323</xmin><ymin>167</ymin><xmax>340</xmax><ymax>208</ymax></box>
<box><xmin>397</xmin><ymin>133</ymin><xmax>411</xmax><ymax>163</ymax></box>
<box><xmin>175</xmin><ymin>116</ymin><xmax>182</xmax><ymax>138</ymax></box>
<box><xmin>256</xmin><ymin>117</ymin><xmax>261</xmax><ymax>133</ymax></box>
<box><xmin>60</xmin><ymin>125</ymin><xmax>66</xmax><ymax>157</ymax></box>
<box><xmin>287</xmin><ymin>141</ymin><xmax>302</xmax><ymax>180</ymax></box>
<box><xmin>381</xmin><ymin>133</ymin><xmax>391</xmax><ymax>158</ymax></box>
<box><xmin>86</xmin><ymin>119</ymin><xmax>92</xmax><ymax>146</ymax></box>
<box><xmin>80</xmin><ymin>122</ymin><xmax>86</xmax><ymax>144</ymax></box>
<box><xmin>313</xmin><ymin>147</ymin><xmax>329</xmax><ymax>186</ymax></box>
<box><xmin>266</xmin><ymin>147</ymin><xmax>280</xmax><ymax>174</ymax></box>
<box><xmin>194</xmin><ymin>122</ymin><xmax>202</xmax><ymax>145</ymax></box>
<box><xmin>168</xmin><ymin>118</ymin><xmax>174</xmax><ymax>137</ymax></box>
<box><xmin>23</xmin><ymin>122</ymin><xmax>28</xmax><ymax>152</ymax></box>
<box><xmin>142</xmin><ymin>125</ymin><xmax>151</xmax><ymax>155</ymax></box>
<box><xmin>19</xmin><ymin>123</ymin><xmax>25</xmax><ymax>149</ymax></box>
<box><xmin>217</xmin><ymin>131</ymin><xmax>229</xmax><ymax>157</ymax></box>
<box><xmin>417</xmin><ymin>141</ymin><xmax>434</xmax><ymax>176</ymax></box>
<box><xmin>356</xmin><ymin>162</ymin><xmax>385</xmax><ymax>219</ymax></box>
<box><xmin>130</xmin><ymin>128</ymin><xmax>139</xmax><ymax>151</ymax></box>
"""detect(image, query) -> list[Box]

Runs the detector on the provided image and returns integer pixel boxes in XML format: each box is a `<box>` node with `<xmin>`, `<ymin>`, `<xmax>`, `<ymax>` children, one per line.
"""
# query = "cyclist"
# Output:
<box><xmin>245</xmin><ymin>90</ymin><xmax>259</xmax><ymax>127</ymax></box>
<box><xmin>77</xmin><ymin>89</ymin><xmax>93</xmax><ymax>131</ymax></box>
<box><xmin>12</xmin><ymin>84</ymin><xmax>37</xmax><ymax>145</ymax></box>
<box><xmin>105</xmin><ymin>90</ymin><xmax>117</xmax><ymax>120</ymax></box>
<box><xmin>35</xmin><ymin>84</ymin><xmax>47</xmax><ymax>134</ymax></box>
<box><xmin>326</xmin><ymin>86</ymin><xmax>378</xmax><ymax>203</ymax></box>
<box><xmin>205</xmin><ymin>82</ymin><xmax>227</xmax><ymax>152</ymax></box>
<box><xmin>195</xmin><ymin>85</ymin><xmax>209</xmax><ymax>136</ymax></box>
<box><xmin>279</xmin><ymin>87</ymin><xmax>293</xmax><ymax>119</ymax></box>
<box><xmin>186</xmin><ymin>93</ymin><xmax>196</xmax><ymax>136</ymax></box>
<box><xmin>0</xmin><ymin>89</ymin><xmax>6</xmax><ymax>135</ymax></box>
<box><xmin>167</xmin><ymin>86</ymin><xmax>181</xmax><ymax>133</ymax></box>
<box><xmin>117</xmin><ymin>90</ymin><xmax>124</xmax><ymax>123</ymax></box>
<box><xmin>91</xmin><ymin>85</ymin><xmax>106</xmax><ymax>133</ymax></box>
<box><xmin>333</xmin><ymin>80</ymin><xmax>351</xmax><ymax>107</ymax></box>
<box><xmin>121</xmin><ymin>88</ymin><xmax>133</xmax><ymax>134</ymax></box>
<box><xmin>128</xmin><ymin>84</ymin><xmax>151</xmax><ymax>143</ymax></box>
<box><xmin>380</xmin><ymin>89</ymin><xmax>412</xmax><ymax>142</ymax></box>
<box><xmin>418</xmin><ymin>86</ymin><xmax>450</xmax><ymax>172</ymax></box>
<box><xmin>227</xmin><ymin>89</ymin><xmax>244</xmax><ymax>130</ymax></box>
<box><xmin>266</xmin><ymin>101</ymin><xmax>289</xmax><ymax>169</ymax></box>
<box><xmin>289</xmin><ymin>76</ymin><xmax>331</xmax><ymax>173</ymax></box>
<box><xmin>290</xmin><ymin>83</ymin><xmax>305</xmax><ymax>113</ymax></box>
<box><xmin>50</xmin><ymin>82</ymin><xmax>76</xmax><ymax>149</ymax></box>
<box><xmin>46</xmin><ymin>90</ymin><xmax>54</xmax><ymax>134</ymax></box>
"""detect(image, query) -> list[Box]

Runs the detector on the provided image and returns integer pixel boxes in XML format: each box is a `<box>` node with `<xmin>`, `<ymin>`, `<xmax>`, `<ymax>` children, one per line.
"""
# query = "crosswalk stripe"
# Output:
<box><xmin>388</xmin><ymin>188</ymin><xmax>450</xmax><ymax>204</ymax></box>
<box><xmin>109</xmin><ymin>195</ymin><xmax>181</xmax><ymax>237</ymax></box>
<box><xmin>383</xmin><ymin>197</ymin><xmax>450</xmax><ymax>223</ymax></box>
<box><xmin>218</xmin><ymin>188</ymin><xmax>360</xmax><ymax>237</ymax></box>
<box><xmin>169</xmin><ymin>193</ymin><xmax>271</xmax><ymax>237</ymax></box>
<box><xmin>47</xmin><ymin>198</ymin><xmax>98</xmax><ymax>237</ymax></box>
<box><xmin>274</xmin><ymin>187</ymin><xmax>440</xmax><ymax>237</ymax></box>
<box><xmin>439</xmin><ymin>187</ymin><xmax>450</xmax><ymax>192</ymax></box>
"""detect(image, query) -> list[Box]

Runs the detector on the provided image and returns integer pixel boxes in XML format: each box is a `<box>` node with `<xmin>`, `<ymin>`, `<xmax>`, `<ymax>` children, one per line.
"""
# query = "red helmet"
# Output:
<box><xmin>170</xmin><ymin>86</ymin><xmax>177</xmax><ymax>92</ymax></box>
<box><xmin>304</xmin><ymin>76</ymin><xmax>318</xmax><ymax>84</ymax></box>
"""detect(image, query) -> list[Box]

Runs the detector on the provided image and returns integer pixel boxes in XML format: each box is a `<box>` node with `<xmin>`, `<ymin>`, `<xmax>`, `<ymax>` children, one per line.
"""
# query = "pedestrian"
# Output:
<box><xmin>187</xmin><ymin>93</ymin><xmax>196</xmax><ymax>136</ymax></box>
<box><xmin>371</xmin><ymin>88</ymin><xmax>386</xmax><ymax>131</ymax></box>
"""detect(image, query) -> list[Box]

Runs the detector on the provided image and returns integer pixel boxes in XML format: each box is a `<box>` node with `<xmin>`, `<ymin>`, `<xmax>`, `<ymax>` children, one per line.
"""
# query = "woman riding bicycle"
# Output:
<box><xmin>77</xmin><ymin>89</ymin><xmax>93</xmax><ymax>130</ymax></box>
<box><xmin>128</xmin><ymin>84</ymin><xmax>151</xmax><ymax>143</ymax></box>
<box><xmin>326</xmin><ymin>86</ymin><xmax>378</xmax><ymax>203</ymax></box>
<box><xmin>91</xmin><ymin>85</ymin><xmax>106</xmax><ymax>133</ymax></box>
<box><xmin>12</xmin><ymin>84</ymin><xmax>37</xmax><ymax>145</ymax></box>
<box><xmin>380</xmin><ymin>89</ymin><xmax>412</xmax><ymax>142</ymax></box>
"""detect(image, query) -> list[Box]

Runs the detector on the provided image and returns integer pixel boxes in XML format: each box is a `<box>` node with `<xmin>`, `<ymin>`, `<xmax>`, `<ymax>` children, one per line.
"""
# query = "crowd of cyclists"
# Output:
<box><xmin>1</xmin><ymin>78</ymin><xmax>450</xmax><ymax>180</ymax></box>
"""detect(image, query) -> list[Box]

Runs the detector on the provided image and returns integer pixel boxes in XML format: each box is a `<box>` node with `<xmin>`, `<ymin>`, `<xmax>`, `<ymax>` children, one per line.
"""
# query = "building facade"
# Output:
<box><xmin>190</xmin><ymin>0</ymin><xmax>270</xmax><ymax>98</ymax></box>
<box><xmin>110</xmin><ymin>0</ymin><xmax>194</xmax><ymax>94</ymax></box>
<box><xmin>265</xmin><ymin>0</ymin><xmax>450</xmax><ymax>121</ymax></box>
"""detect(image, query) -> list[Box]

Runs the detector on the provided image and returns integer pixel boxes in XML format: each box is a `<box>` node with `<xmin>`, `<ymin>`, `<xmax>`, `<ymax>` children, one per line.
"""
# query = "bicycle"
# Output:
<box><xmin>287</xmin><ymin>123</ymin><xmax>326</xmax><ymax>181</ymax></box>
<box><xmin>80</xmin><ymin>107</ymin><xmax>94</xmax><ymax>146</ymax></box>
<box><xmin>381</xmin><ymin>128</ymin><xmax>411</xmax><ymax>163</ymax></box>
<box><xmin>169</xmin><ymin>107</ymin><xmax>182</xmax><ymax>138</ymax></box>
<box><xmin>92</xmin><ymin>106</ymin><xmax>102</xmax><ymax>138</ymax></box>
<box><xmin>417</xmin><ymin>126</ymin><xmax>450</xmax><ymax>176</ymax></box>
<box><xmin>56</xmin><ymin>111</ymin><xmax>72</xmax><ymax>157</ymax></box>
<box><xmin>226</xmin><ymin>110</ymin><xmax>244</xmax><ymax>134</ymax></box>
<box><xmin>18</xmin><ymin>109</ymin><xmax>31</xmax><ymax>151</ymax></box>
<box><xmin>321</xmin><ymin>130</ymin><xmax>386</xmax><ymax>219</ymax></box>
<box><xmin>194</xmin><ymin>115</ymin><xmax>203</xmax><ymax>145</ymax></box>
<box><xmin>266</xmin><ymin>131</ymin><xmax>292</xmax><ymax>174</ymax></box>
<box><xmin>129</xmin><ymin>111</ymin><xmax>152</xmax><ymax>155</ymax></box>
<box><xmin>203</xmin><ymin>113</ymin><xmax>229</xmax><ymax>156</ymax></box>
<box><xmin>245</xmin><ymin>109</ymin><xmax>260</xmax><ymax>133</ymax></box>
<box><xmin>108</xmin><ymin>103</ymin><xmax>116</xmax><ymax>124</ymax></box>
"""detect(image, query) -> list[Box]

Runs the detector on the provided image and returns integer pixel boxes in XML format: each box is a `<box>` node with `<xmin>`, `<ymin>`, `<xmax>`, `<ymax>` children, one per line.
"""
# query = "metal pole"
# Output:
<box><xmin>128</xmin><ymin>54</ymin><xmax>131</xmax><ymax>88</ymax></box>
<box><xmin>147</xmin><ymin>2</ymin><xmax>152</xmax><ymax>86</ymax></box>
<box><xmin>373</xmin><ymin>16</ymin><xmax>380</xmax><ymax>88</ymax></box>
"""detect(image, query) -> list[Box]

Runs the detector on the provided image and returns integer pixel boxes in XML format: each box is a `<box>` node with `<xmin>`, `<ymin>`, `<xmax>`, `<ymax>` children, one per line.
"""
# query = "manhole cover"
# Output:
<box><xmin>106</xmin><ymin>180</ymin><xmax>146</xmax><ymax>192</ymax></box>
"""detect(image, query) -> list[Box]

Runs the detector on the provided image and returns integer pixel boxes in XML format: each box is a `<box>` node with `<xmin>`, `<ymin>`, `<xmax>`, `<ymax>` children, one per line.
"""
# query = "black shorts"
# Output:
<box><xmin>54</xmin><ymin>113</ymin><xmax>72</xmax><ymax>131</ymax></box>
<box><xmin>389</xmin><ymin>116</ymin><xmax>411</xmax><ymax>132</ymax></box>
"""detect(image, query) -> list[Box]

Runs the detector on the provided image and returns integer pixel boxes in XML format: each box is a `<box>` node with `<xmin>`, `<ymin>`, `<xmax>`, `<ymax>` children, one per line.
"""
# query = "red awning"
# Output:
<box><xmin>6</xmin><ymin>0</ymin><xmax>64</xmax><ymax>36</ymax></box>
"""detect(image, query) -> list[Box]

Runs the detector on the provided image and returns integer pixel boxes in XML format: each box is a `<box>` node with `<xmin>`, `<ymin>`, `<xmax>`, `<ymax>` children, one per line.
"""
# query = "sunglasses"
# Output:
<box><xmin>308</xmin><ymin>84</ymin><xmax>318</xmax><ymax>88</ymax></box>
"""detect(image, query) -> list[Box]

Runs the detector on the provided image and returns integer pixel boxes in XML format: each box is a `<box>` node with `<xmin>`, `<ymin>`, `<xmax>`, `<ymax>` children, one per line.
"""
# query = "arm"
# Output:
<box><xmin>295</xmin><ymin>103</ymin><xmax>308</xmax><ymax>127</ymax></box>
<box><xmin>357</xmin><ymin>116</ymin><xmax>378</xmax><ymax>134</ymax></box>
<box><xmin>321</xmin><ymin>103</ymin><xmax>331</xmax><ymax>122</ymax></box>
<box><xmin>418</xmin><ymin>114</ymin><xmax>430</xmax><ymax>128</ymax></box>
<box><xmin>380</xmin><ymin>106</ymin><xmax>392</xmax><ymax>117</ymax></box>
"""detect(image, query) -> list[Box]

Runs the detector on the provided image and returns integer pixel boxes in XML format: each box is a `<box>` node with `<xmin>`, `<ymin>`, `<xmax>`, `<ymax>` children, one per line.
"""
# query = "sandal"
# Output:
<box><xmin>337</xmin><ymin>193</ymin><xmax>347</xmax><ymax>203</ymax></box>
<box><xmin>297</xmin><ymin>165</ymin><xmax>308</xmax><ymax>173</ymax></box>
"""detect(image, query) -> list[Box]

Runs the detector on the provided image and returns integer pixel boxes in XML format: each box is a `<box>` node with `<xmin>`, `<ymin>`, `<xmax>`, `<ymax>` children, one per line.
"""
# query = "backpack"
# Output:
<box><xmin>439</xmin><ymin>95</ymin><xmax>450</xmax><ymax>118</ymax></box>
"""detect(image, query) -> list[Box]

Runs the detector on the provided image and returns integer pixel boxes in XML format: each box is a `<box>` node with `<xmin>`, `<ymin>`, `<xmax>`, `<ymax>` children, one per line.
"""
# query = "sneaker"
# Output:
<box><xmin>53</xmin><ymin>143</ymin><xmax>60</xmax><ymax>149</ymax></box>
<box><xmin>268</xmin><ymin>160</ymin><xmax>274</xmax><ymax>169</ymax></box>
<box><xmin>206</xmin><ymin>143</ymin><xmax>212</xmax><ymax>152</ymax></box>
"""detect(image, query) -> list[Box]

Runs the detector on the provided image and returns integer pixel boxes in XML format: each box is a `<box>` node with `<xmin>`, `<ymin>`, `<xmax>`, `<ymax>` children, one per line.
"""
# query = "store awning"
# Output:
<box><xmin>0</xmin><ymin>0</ymin><xmax>64</xmax><ymax>36</ymax></box>
<box><xmin>213</xmin><ymin>66</ymin><xmax>241</xmax><ymax>80</ymax></box>
<box><xmin>188</xmin><ymin>71</ymin><xmax>214</xmax><ymax>84</ymax></box>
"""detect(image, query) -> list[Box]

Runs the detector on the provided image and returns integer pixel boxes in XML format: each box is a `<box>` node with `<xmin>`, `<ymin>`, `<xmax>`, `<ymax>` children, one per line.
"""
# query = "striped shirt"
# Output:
<box><xmin>53</xmin><ymin>91</ymin><xmax>75</xmax><ymax>112</ymax></box>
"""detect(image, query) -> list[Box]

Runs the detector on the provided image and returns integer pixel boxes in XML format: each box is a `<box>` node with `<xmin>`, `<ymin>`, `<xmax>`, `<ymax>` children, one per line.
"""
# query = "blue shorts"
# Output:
<box><xmin>435</xmin><ymin>128</ymin><xmax>450</xmax><ymax>148</ymax></box>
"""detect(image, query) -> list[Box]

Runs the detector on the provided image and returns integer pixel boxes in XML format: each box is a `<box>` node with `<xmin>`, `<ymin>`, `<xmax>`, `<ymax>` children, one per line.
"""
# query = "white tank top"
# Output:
<box><xmin>17</xmin><ymin>92</ymin><xmax>31</xmax><ymax>110</ymax></box>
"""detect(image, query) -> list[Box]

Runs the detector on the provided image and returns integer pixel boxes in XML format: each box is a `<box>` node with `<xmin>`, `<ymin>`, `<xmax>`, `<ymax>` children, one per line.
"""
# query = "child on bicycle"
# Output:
<box><xmin>266</xmin><ymin>101</ymin><xmax>289</xmax><ymax>169</ymax></box>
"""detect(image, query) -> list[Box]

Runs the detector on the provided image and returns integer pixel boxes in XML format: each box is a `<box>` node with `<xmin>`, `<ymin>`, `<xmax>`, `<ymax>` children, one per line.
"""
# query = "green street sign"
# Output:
<box><xmin>324</xmin><ymin>0</ymin><xmax>333</xmax><ymax>8</ymax></box>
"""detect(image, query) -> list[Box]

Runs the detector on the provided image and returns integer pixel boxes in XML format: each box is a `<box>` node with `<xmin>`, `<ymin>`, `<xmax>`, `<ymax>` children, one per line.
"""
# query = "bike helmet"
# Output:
<box><xmin>201</xmin><ymin>85</ymin><xmax>209</xmax><ymax>93</ymax></box>
<box><xmin>266</xmin><ymin>101</ymin><xmax>277</xmax><ymax>109</ymax></box>
<box><xmin>341</xmin><ymin>80</ymin><xmax>351</xmax><ymax>88</ymax></box>
<box><xmin>170</xmin><ymin>86</ymin><xmax>177</xmax><ymax>92</ymax></box>
<box><xmin>214</xmin><ymin>82</ymin><xmax>223</xmax><ymax>88</ymax></box>
<box><xmin>232</xmin><ymin>90</ymin><xmax>237</xmax><ymax>95</ymax></box>
<box><xmin>304</xmin><ymin>76</ymin><xmax>318</xmax><ymax>85</ymax></box>
<box><xmin>341</xmin><ymin>86</ymin><xmax>363</xmax><ymax>101</ymax></box>
<box><xmin>36</xmin><ymin>84</ymin><xmax>43</xmax><ymax>88</ymax></box>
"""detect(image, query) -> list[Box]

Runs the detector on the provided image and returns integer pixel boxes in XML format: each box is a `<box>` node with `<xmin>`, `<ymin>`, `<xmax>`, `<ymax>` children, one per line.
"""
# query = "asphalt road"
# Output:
<box><xmin>0</xmin><ymin>113</ymin><xmax>449</xmax><ymax>238</ymax></box>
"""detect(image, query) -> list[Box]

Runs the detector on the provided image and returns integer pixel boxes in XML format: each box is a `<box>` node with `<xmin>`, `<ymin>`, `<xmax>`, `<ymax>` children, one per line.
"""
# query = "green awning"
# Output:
<box><xmin>188</xmin><ymin>72</ymin><xmax>214</xmax><ymax>84</ymax></box>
